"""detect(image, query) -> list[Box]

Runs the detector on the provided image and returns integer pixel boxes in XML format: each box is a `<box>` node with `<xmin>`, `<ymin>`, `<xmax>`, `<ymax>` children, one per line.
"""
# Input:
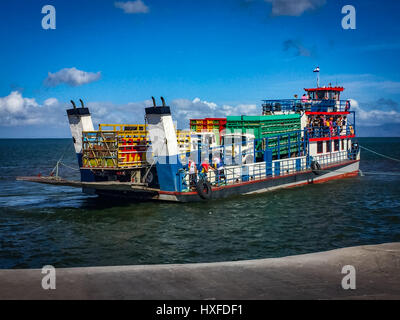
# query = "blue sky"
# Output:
<box><xmin>1</xmin><ymin>0</ymin><xmax>400</xmax><ymax>137</ymax></box>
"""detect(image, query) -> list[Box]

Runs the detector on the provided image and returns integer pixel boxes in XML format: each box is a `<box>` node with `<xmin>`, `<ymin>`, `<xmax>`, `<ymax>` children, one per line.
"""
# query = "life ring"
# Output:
<box><xmin>196</xmin><ymin>179</ymin><xmax>212</xmax><ymax>200</ymax></box>
<box><xmin>311</xmin><ymin>161</ymin><xmax>322</xmax><ymax>175</ymax></box>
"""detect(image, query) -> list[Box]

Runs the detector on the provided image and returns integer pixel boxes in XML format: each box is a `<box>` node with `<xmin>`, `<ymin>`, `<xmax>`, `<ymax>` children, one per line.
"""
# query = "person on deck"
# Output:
<box><xmin>188</xmin><ymin>159</ymin><xmax>197</xmax><ymax>188</ymax></box>
<box><xmin>213</xmin><ymin>156</ymin><xmax>225</xmax><ymax>185</ymax></box>
<box><xmin>200</xmin><ymin>161</ymin><xmax>210</xmax><ymax>179</ymax></box>
<box><xmin>329</xmin><ymin>117</ymin><xmax>335</xmax><ymax>137</ymax></box>
<box><xmin>332</xmin><ymin>118</ymin><xmax>338</xmax><ymax>136</ymax></box>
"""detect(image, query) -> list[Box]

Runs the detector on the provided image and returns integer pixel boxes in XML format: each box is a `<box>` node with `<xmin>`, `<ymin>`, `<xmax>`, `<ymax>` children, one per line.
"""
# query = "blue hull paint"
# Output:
<box><xmin>155</xmin><ymin>155</ymin><xmax>183</xmax><ymax>192</ymax></box>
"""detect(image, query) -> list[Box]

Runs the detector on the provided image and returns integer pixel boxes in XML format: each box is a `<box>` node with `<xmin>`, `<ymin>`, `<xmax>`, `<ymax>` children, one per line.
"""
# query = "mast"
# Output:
<box><xmin>313</xmin><ymin>67</ymin><xmax>320</xmax><ymax>88</ymax></box>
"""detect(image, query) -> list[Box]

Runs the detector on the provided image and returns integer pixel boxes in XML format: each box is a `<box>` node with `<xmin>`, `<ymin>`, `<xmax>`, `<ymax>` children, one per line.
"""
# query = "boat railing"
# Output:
<box><xmin>262</xmin><ymin>99</ymin><xmax>351</xmax><ymax>114</ymax></box>
<box><xmin>177</xmin><ymin>154</ymin><xmax>310</xmax><ymax>192</ymax></box>
<box><xmin>177</xmin><ymin>129</ymin><xmax>311</xmax><ymax>191</ymax></box>
<box><xmin>306</xmin><ymin>124</ymin><xmax>355</xmax><ymax>139</ymax></box>
<box><xmin>311</xmin><ymin>149</ymin><xmax>357</xmax><ymax>168</ymax></box>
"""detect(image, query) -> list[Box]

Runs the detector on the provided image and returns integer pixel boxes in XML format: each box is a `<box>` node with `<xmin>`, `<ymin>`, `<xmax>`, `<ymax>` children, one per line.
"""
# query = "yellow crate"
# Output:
<box><xmin>99</xmin><ymin>124</ymin><xmax>148</xmax><ymax>133</ymax></box>
<box><xmin>83</xmin><ymin>126</ymin><xmax>191</xmax><ymax>168</ymax></box>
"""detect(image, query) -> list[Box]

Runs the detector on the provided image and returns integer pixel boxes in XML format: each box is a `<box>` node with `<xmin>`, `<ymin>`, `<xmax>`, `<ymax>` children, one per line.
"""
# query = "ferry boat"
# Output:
<box><xmin>18</xmin><ymin>85</ymin><xmax>360</xmax><ymax>202</ymax></box>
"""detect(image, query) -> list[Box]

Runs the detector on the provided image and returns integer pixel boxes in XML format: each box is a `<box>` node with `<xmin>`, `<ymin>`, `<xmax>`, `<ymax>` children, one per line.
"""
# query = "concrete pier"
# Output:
<box><xmin>0</xmin><ymin>243</ymin><xmax>399</xmax><ymax>300</ymax></box>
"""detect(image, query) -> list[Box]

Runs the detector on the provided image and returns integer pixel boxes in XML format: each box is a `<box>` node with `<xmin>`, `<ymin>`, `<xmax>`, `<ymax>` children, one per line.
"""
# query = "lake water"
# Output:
<box><xmin>0</xmin><ymin>138</ymin><xmax>399</xmax><ymax>269</ymax></box>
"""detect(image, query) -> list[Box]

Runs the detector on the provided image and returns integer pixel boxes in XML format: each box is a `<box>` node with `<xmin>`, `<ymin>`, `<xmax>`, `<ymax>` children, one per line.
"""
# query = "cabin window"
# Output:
<box><xmin>334</xmin><ymin>140</ymin><xmax>339</xmax><ymax>151</ymax></box>
<box><xmin>242</xmin><ymin>136</ymin><xmax>247</xmax><ymax>146</ymax></box>
<box><xmin>326</xmin><ymin>141</ymin><xmax>331</xmax><ymax>153</ymax></box>
<box><xmin>341</xmin><ymin>139</ymin><xmax>344</xmax><ymax>150</ymax></box>
<box><xmin>317</xmin><ymin>141</ymin><xmax>323</xmax><ymax>154</ymax></box>
<box><xmin>317</xmin><ymin>91</ymin><xmax>325</xmax><ymax>100</ymax></box>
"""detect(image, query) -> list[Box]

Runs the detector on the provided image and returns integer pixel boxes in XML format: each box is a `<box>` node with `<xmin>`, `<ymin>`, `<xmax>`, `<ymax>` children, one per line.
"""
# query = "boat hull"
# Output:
<box><xmin>96</xmin><ymin>159</ymin><xmax>360</xmax><ymax>202</ymax></box>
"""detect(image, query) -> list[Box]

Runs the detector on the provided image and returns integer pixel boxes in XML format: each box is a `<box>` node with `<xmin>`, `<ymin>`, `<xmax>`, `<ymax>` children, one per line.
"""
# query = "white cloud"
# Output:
<box><xmin>265</xmin><ymin>0</ymin><xmax>326</xmax><ymax>16</ymax></box>
<box><xmin>0</xmin><ymin>92</ymin><xmax>263</xmax><ymax>130</ymax></box>
<box><xmin>44</xmin><ymin>67</ymin><xmax>101</xmax><ymax>87</ymax></box>
<box><xmin>0</xmin><ymin>91</ymin><xmax>63</xmax><ymax>126</ymax></box>
<box><xmin>2</xmin><ymin>91</ymin><xmax>400</xmax><ymax>136</ymax></box>
<box><xmin>0</xmin><ymin>91</ymin><xmax>38</xmax><ymax>114</ymax></box>
<box><xmin>114</xmin><ymin>0</ymin><xmax>149</xmax><ymax>14</ymax></box>
<box><xmin>350</xmin><ymin>99</ymin><xmax>400</xmax><ymax>126</ymax></box>
<box><xmin>170</xmin><ymin>98</ymin><xmax>258</xmax><ymax>129</ymax></box>
<box><xmin>43</xmin><ymin>97</ymin><xmax>59</xmax><ymax>107</ymax></box>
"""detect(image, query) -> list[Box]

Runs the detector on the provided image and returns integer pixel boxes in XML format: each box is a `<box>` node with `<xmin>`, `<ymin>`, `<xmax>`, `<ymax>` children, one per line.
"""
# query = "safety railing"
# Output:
<box><xmin>177</xmin><ymin>154</ymin><xmax>310</xmax><ymax>192</ymax></box>
<box><xmin>306</xmin><ymin>125</ymin><xmax>355</xmax><ymax>139</ymax></box>
<box><xmin>177</xmin><ymin>130</ymin><xmax>312</xmax><ymax>192</ymax></box>
<box><xmin>262</xmin><ymin>99</ymin><xmax>351</xmax><ymax>114</ymax></box>
<box><xmin>311</xmin><ymin>150</ymin><xmax>352</xmax><ymax>167</ymax></box>
<box><xmin>99</xmin><ymin>124</ymin><xmax>147</xmax><ymax>132</ymax></box>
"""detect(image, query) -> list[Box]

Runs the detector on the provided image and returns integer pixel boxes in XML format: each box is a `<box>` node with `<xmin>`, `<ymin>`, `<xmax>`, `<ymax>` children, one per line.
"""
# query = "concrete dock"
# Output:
<box><xmin>0</xmin><ymin>243</ymin><xmax>399</xmax><ymax>300</ymax></box>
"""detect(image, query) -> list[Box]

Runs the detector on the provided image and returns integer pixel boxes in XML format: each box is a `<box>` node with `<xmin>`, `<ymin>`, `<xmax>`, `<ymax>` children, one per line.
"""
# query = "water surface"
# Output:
<box><xmin>0</xmin><ymin>138</ymin><xmax>399</xmax><ymax>269</ymax></box>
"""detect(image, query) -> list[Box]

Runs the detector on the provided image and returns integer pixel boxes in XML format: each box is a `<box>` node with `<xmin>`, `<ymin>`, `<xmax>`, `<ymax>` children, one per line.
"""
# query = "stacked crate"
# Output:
<box><xmin>190</xmin><ymin>118</ymin><xmax>227</xmax><ymax>144</ymax></box>
<box><xmin>117</xmin><ymin>129</ymin><xmax>148</xmax><ymax>168</ymax></box>
<box><xmin>82</xmin><ymin>124</ymin><xmax>193</xmax><ymax>169</ymax></box>
<box><xmin>176</xmin><ymin>130</ymin><xmax>191</xmax><ymax>154</ymax></box>
<box><xmin>225</xmin><ymin>114</ymin><xmax>301</xmax><ymax>157</ymax></box>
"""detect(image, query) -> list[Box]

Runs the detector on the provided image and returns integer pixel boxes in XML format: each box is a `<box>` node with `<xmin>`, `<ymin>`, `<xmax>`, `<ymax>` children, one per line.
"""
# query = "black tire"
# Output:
<box><xmin>196</xmin><ymin>179</ymin><xmax>212</xmax><ymax>200</ymax></box>
<box><xmin>311</xmin><ymin>161</ymin><xmax>322</xmax><ymax>175</ymax></box>
<box><xmin>142</xmin><ymin>168</ymin><xmax>159</xmax><ymax>188</ymax></box>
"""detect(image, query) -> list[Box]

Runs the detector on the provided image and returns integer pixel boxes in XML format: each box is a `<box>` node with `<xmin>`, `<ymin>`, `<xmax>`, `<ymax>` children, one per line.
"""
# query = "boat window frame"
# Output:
<box><xmin>334</xmin><ymin>140</ymin><xmax>339</xmax><ymax>151</ymax></box>
<box><xmin>317</xmin><ymin>141</ymin><xmax>323</xmax><ymax>154</ymax></box>
<box><xmin>326</xmin><ymin>140</ymin><xmax>331</xmax><ymax>153</ymax></box>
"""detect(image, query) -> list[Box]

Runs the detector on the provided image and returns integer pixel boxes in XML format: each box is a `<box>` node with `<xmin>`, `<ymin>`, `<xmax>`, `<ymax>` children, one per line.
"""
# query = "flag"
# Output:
<box><xmin>313</xmin><ymin>67</ymin><xmax>320</xmax><ymax>73</ymax></box>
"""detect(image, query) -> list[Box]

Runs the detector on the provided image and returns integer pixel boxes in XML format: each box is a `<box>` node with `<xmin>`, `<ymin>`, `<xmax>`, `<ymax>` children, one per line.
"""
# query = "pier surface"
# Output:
<box><xmin>0</xmin><ymin>243</ymin><xmax>399</xmax><ymax>300</ymax></box>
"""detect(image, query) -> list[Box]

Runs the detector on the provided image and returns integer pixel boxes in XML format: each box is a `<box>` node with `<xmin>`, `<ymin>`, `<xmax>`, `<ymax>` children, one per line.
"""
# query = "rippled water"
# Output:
<box><xmin>0</xmin><ymin>138</ymin><xmax>399</xmax><ymax>269</ymax></box>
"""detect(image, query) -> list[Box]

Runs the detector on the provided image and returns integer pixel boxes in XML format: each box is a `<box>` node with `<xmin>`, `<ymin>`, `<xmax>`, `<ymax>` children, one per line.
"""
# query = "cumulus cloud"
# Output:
<box><xmin>2</xmin><ymin>91</ymin><xmax>400</xmax><ymax>137</ymax></box>
<box><xmin>350</xmin><ymin>99</ymin><xmax>400</xmax><ymax>127</ymax></box>
<box><xmin>0</xmin><ymin>91</ymin><xmax>63</xmax><ymax>126</ymax></box>
<box><xmin>265</xmin><ymin>0</ymin><xmax>326</xmax><ymax>16</ymax></box>
<box><xmin>114</xmin><ymin>0</ymin><xmax>149</xmax><ymax>14</ymax></box>
<box><xmin>170</xmin><ymin>98</ymin><xmax>258</xmax><ymax>129</ymax></box>
<box><xmin>44</xmin><ymin>67</ymin><xmax>101</xmax><ymax>87</ymax></box>
<box><xmin>283</xmin><ymin>39</ymin><xmax>313</xmax><ymax>57</ymax></box>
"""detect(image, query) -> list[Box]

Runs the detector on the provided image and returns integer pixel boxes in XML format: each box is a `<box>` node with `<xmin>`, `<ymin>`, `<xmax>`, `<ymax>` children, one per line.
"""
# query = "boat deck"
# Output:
<box><xmin>16</xmin><ymin>176</ymin><xmax>160</xmax><ymax>193</ymax></box>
